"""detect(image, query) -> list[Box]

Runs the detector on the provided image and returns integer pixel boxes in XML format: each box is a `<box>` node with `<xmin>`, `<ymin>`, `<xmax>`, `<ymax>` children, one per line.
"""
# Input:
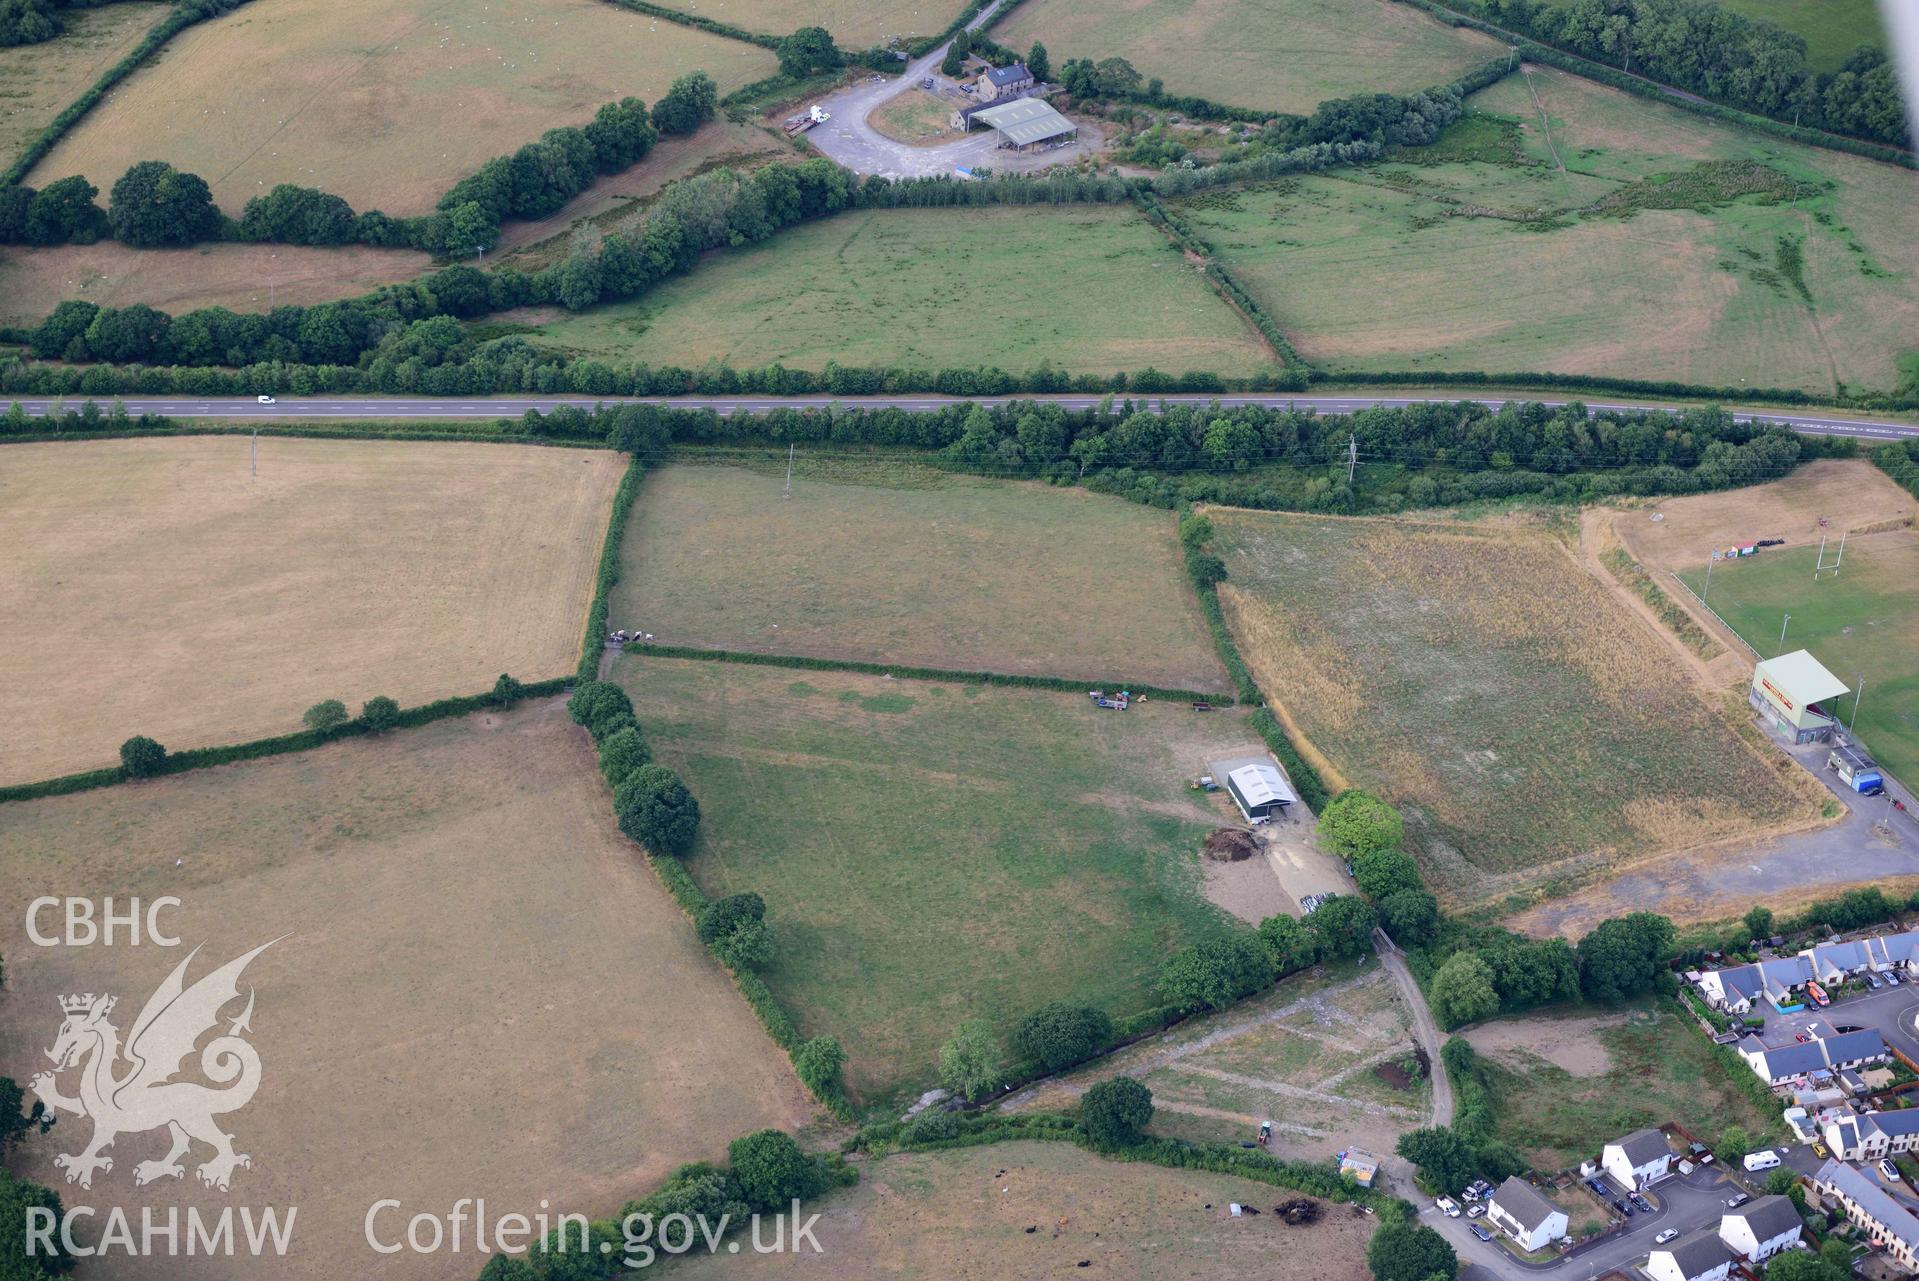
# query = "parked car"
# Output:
<box><xmin>1471</xmin><ymin>1224</ymin><xmax>1493</xmax><ymax>1243</ymax></box>
<box><xmin>1814</xmin><ymin>1143</ymin><xmax>1830</xmax><ymax>1159</ymax></box>
<box><xmin>1656</xmin><ymin>1229</ymin><xmax>1680</xmax><ymax>1245</ymax></box>
<box><xmin>1587</xmin><ymin>1178</ymin><xmax>1609</xmax><ymax>1195</ymax></box>
<box><xmin>1631</xmin><ymin>1194</ymin><xmax>1653</xmax><ymax>1212</ymax></box>
<box><xmin>1868</xmin><ymin>973</ymin><xmax>1883</xmax><ymax>989</ymax></box>
<box><xmin>1727</xmin><ymin>1193</ymin><xmax>1750</xmax><ymax>1208</ymax></box>
<box><xmin>1468</xmin><ymin>1205</ymin><xmax>1486</xmax><ymax>1219</ymax></box>
<box><xmin>1437</xmin><ymin>1197</ymin><xmax>1461</xmax><ymax>1217</ymax></box>
<box><xmin>1616</xmin><ymin>1200</ymin><xmax>1635</xmax><ymax>1217</ymax></box>
<box><xmin>1881</xmin><ymin>1160</ymin><xmax>1903</xmax><ymax>1182</ymax></box>
<box><xmin>1889</xmin><ymin>972</ymin><xmax>1902</xmax><ymax>986</ymax></box>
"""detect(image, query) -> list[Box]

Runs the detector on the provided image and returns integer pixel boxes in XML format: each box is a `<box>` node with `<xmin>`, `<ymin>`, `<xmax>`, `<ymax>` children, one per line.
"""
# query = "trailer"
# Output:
<box><xmin>1828</xmin><ymin>744</ymin><xmax>1886</xmax><ymax>795</ymax></box>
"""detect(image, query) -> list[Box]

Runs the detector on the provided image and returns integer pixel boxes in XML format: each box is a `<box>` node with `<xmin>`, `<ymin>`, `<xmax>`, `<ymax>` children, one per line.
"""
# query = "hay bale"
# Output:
<box><xmin>1202</xmin><ymin>827</ymin><xmax>1260</xmax><ymax>861</ymax></box>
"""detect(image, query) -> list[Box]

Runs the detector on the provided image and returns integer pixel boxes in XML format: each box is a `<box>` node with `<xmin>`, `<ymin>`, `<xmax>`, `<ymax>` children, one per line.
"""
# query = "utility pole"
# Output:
<box><xmin>1851</xmin><ymin>679</ymin><xmax>1865</xmax><ymax>732</ymax></box>
<box><xmin>783</xmin><ymin>443</ymin><xmax>795</xmax><ymax>499</ymax></box>
<box><xmin>1778</xmin><ymin>613</ymin><xmax>1791</xmax><ymax>653</ymax></box>
<box><xmin>1346</xmin><ymin>437</ymin><xmax>1357</xmax><ymax>486</ymax></box>
<box><xmin>251</xmin><ymin>424</ymin><xmax>257</xmax><ymax>479</ymax></box>
<box><xmin>1703</xmin><ymin>555</ymin><xmax>1714</xmax><ymax>602</ymax></box>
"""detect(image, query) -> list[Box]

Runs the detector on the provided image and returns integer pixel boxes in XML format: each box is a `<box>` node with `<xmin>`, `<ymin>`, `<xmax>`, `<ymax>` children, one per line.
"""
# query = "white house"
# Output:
<box><xmin>1823</xmin><ymin>1109</ymin><xmax>1919</xmax><ymax>1162</ymax></box>
<box><xmin>1720</xmin><ymin>1195</ymin><xmax>1804</xmax><ymax>1262</ymax></box>
<box><xmin>1646</xmin><ymin>1228</ymin><xmax>1735</xmax><ymax>1281</ymax></box>
<box><xmin>1814</xmin><ymin>1158</ymin><xmax>1919</xmax><ymax>1271</ymax></box>
<box><xmin>1486</xmin><ymin>1177</ymin><xmax>1567</xmax><ymax>1252</ymax></box>
<box><xmin>1740</xmin><ymin>1028</ymin><xmax>1889</xmax><ymax>1087</ymax></box>
<box><xmin>1601</xmin><ymin>1128</ymin><xmax>1673</xmax><ymax>1191</ymax></box>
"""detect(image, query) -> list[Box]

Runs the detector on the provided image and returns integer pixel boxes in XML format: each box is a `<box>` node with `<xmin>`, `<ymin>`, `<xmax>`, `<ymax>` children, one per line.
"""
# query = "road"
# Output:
<box><xmin>1427</xmin><ymin>1161</ymin><xmax>1749</xmax><ymax>1281</ymax></box>
<box><xmin>1377</xmin><ymin>929</ymin><xmax>1454</xmax><ymax>1128</ymax></box>
<box><xmin>801</xmin><ymin>0</ymin><xmax>1102</xmax><ymax>176</ymax></box>
<box><xmin>10</xmin><ymin>395</ymin><xmax>1919</xmax><ymax>441</ymax></box>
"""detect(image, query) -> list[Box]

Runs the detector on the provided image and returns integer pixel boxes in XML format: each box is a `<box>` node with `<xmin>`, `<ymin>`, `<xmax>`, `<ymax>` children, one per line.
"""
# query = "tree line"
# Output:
<box><xmin>0</xmin><ymin>75</ymin><xmax>714</xmax><ymax>253</ymax></box>
<box><xmin>1464</xmin><ymin>0</ymin><xmax>1907</xmax><ymax>147</ymax></box>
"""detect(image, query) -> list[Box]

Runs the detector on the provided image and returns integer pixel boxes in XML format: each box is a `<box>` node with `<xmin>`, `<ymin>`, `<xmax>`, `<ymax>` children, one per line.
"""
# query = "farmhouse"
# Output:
<box><xmin>1719</xmin><ymin>1195</ymin><xmax>1805</xmax><ymax>1262</ymax></box>
<box><xmin>1224</xmin><ymin>762</ymin><xmax>1296</xmax><ymax>823</ymax></box>
<box><xmin>1601</xmin><ymin>1128</ymin><xmax>1674</xmax><ymax>1190</ymax></box>
<box><xmin>1749</xmin><ymin>650</ymin><xmax>1850</xmax><ymax>745</ymax></box>
<box><xmin>1739</xmin><ymin>1029</ymin><xmax>1889</xmax><ymax>1087</ymax></box>
<box><xmin>1486</xmin><ymin>1177</ymin><xmax>1568</xmax><ymax>1252</ymax></box>
<box><xmin>1823</xmin><ymin>1110</ymin><xmax>1919</xmax><ymax>1162</ymax></box>
<box><xmin>1814</xmin><ymin>1159</ymin><xmax>1919</xmax><ymax>1270</ymax></box>
<box><xmin>978</xmin><ymin>62</ymin><xmax>1036</xmax><ymax>100</ymax></box>
<box><xmin>965</xmin><ymin>97</ymin><xmax>1078</xmax><ymax>151</ymax></box>
<box><xmin>1646</xmin><ymin>1227</ymin><xmax>1735</xmax><ymax>1281</ymax></box>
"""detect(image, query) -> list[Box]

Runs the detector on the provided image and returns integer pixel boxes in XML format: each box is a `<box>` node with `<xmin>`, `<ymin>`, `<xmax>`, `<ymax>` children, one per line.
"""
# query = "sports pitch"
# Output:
<box><xmin>611</xmin><ymin>656</ymin><xmax>1256</xmax><ymax>1102</ymax></box>
<box><xmin>1209</xmin><ymin>510</ymin><xmax>1824</xmax><ymax>908</ymax></box>
<box><xmin>1680</xmin><ymin>532</ymin><xmax>1919</xmax><ymax>788</ymax></box>
<box><xmin>612</xmin><ymin>459</ymin><xmax>1228</xmax><ymax>691</ymax></box>
<box><xmin>0</xmin><ymin>701</ymin><xmax>813</xmax><ymax>1281</ymax></box>
<box><xmin>0</xmin><ymin>436</ymin><xmax>625</xmax><ymax>785</ymax></box>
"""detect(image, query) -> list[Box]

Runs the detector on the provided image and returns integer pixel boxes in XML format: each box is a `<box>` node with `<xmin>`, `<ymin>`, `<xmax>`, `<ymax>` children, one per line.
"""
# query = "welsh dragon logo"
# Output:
<box><xmin>29</xmin><ymin>940</ymin><xmax>279</xmax><ymax>1192</ymax></box>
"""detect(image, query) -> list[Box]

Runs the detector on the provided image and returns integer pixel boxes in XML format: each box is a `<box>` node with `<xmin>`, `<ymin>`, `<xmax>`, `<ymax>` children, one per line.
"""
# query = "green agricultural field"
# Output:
<box><xmin>1210</xmin><ymin>511</ymin><xmax>1823</xmax><ymax>909</ymax></box>
<box><xmin>647</xmin><ymin>0</ymin><xmax>952</xmax><ymax>46</ymax></box>
<box><xmin>610</xmin><ymin>656</ymin><xmax>1259</xmax><ymax>1102</ymax></box>
<box><xmin>519</xmin><ymin>204</ymin><xmax>1273</xmax><ymax>377</ymax></box>
<box><xmin>1680</xmin><ymin>533</ymin><xmax>1919</xmax><ymax>787</ymax></box>
<box><xmin>1183</xmin><ymin>65</ymin><xmax>1919</xmax><ymax>394</ymax></box>
<box><xmin>610</xmin><ymin>459</ymin><xmax>1228</xmax><ymax>690</ymax></box>
<box><xmin>989</xmin><ymin>0</ymin><xmax>1502</xmax><ymax>115</ymax></box>
<box><xmin>1471</xmin><ymin>1002</ymin><xmax>1780</xmax><ymax>1170</ymax></box>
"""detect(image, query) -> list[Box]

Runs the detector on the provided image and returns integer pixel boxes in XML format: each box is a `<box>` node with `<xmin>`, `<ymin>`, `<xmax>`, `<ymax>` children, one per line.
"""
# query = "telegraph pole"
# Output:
<box><xmin>251</xmin><ymin>424</ymin><xmax>257</xmax><ymax>479</ymax></box>
<box><xmin>1346</xmin><ymin>437</ymin><xmax>1357</xmax><ymax>486</ymax></box>
<box><xmin>783</xmin><ymin>443</ymin><xmax>795</xmax><ymax>499</ymax></box>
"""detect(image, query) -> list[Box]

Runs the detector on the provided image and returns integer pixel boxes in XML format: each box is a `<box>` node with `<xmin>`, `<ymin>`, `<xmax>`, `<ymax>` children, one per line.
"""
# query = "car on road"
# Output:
<box><xmin>256</xmin><ymin>395</ymin><xmax>276</xmax><ymax>404</ymax></box>
<box><xmin>1471</xmin><ymin>1224</ymin><xmax>1494</xmax><ymax>1242</ymax></box>
<box><xmin>1656</xmin><ymin>1229</ymin><xmax>1680</xmax><ymax>1245</ymax></box>
<box><xmin>1727</xmin><ymin>1193</ymin><xmax>1750</xmax><ymax>1208</ymax></box>
<box><xmin>1881</xmin><ymin>1160</ymin><xmax>1903</xmax><ymax>1182</ymax></box>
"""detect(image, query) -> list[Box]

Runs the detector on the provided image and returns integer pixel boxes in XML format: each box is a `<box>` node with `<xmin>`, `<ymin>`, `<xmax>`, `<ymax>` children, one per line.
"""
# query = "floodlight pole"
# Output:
<box><xmin>1851</xmin><ymin>680</ymin><xmax>1864</xmax><ymax>732</ymax></box>
<box><xmin>1778</xmin><ymin>613</ymin><xmax>1791</xmax><ymax>653</ymax></box>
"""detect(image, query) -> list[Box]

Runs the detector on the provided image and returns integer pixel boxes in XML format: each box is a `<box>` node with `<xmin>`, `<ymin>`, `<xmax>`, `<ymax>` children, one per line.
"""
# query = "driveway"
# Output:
<box><xmin>1425</xmin><ymin>1162</ymin><xmax>1746</xmax><ymax>1281</ymax></box>
<box><xmin>801</xmin><ymin>0</ymin><xmax>1104</xmax><ymax>177</ymax></box>
<box><xmin>1519</xmin><ymin>733</ymin><xmax>1919</xmax><ymax>937</ymax></box>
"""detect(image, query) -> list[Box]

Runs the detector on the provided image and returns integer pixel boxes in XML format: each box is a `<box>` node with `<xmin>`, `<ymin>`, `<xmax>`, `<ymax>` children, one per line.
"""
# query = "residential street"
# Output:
<box><xmin>1427</xmin><ymin>1161</ymin><xmax>1752</xmax><ymax>1281</ymax></box>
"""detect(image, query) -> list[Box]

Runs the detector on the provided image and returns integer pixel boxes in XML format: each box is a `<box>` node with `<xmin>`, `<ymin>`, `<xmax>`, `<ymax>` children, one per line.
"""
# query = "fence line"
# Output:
<box><xmin>1667</xmin><ymin>571</ymin><xmax>1760</xmax><ymax>659</ymax></box>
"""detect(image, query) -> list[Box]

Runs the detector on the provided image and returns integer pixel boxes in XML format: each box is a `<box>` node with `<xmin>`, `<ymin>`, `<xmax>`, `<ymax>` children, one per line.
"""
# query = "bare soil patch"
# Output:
<box><xmin>1204</xmin><ymin>827</ymin><xmax>1260</xmax><ymax>860</ymax></box>
<box><xmin>672</xmin><ymin>1140</ymin><xmax>1377</xmax><ymax>1281</ymax></box>
<box><xmin>0</xmin><ymin>701</ymin><xmax>813</xmax><ymax>1281</ymax></box>
<box><xmin>1464</xmin><ymin>1010</ymin><xmax>1633</xmax><ymax>1077</ymax></box>
<box><xmin>0</xmin><ymin>436</ymin><xmax>625</xmax><ymax>784</ymax></box>
<box><xmin>27</xmin><ymin>0</ymin><xmax>778</xmax><ymax>214</ymax></box>
<box><xmin>0</xmin><ymin>239</ymin><xmax>430</xmax><ymax>324</ymax></box>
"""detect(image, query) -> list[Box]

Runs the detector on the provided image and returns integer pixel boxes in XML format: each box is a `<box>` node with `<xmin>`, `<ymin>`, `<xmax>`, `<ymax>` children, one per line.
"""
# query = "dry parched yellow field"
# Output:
<box><xmin>1210</xmin><ymin>511</ymin><xmax>1824</xmax><ymax>907</ymax></box>
<box><xmin>673</xmin><ymin>1140</ymin><xmax>1378</xmax><ymax>1281</ymax></box>
<box><xmin>0</xmin><ymin>702</ymin><xmax>814</xmax><ymax>1281</ymax></box>
<box><xmin>0</xmin><ymin>436</ymin><xmax>625</xmax><ymax>785</ymax></box>
<box><xmin>26</xmin><ymin>0</ymin><xmax>779</xmax><ymax>215</ymax></box>
<box><xmin>0</xmin><ymin>240</ymin><xmax>431</xmax><ymax>325</ymax></box>
<box><xmin>0</xmin><ymin>2</ymin><xmax>167</xmax><ymax>171</ymax></box>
